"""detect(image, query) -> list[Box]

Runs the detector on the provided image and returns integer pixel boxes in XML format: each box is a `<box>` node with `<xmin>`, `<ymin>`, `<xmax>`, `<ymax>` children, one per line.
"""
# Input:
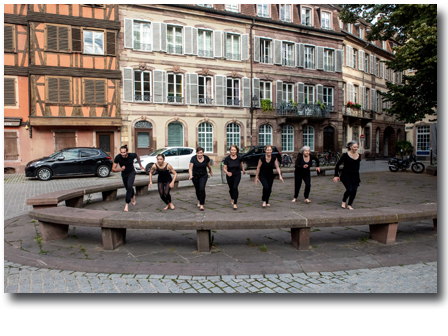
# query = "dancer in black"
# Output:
<box><xmin>292</xmin><ymin>146</ymin><xmax>321</xmax><ymax>203</ymax></box>
<box><xmin>333</xmin><ymin>140</ymin><xmax>361</xmax><ymax>210</ymax></box>
<box><xmin>223</xmin><ymin>144</ymin><xmax>246</xmax><ymax>210</ymax></box>
<box><xmin>189</xmin><ymin>147</ymin><xmax>213</xmax><ymax>211</ymax></box>
<box><xmin>112</xmin><ymin>145</ymin><xmax>145</xmax><ymax>212</ymax></box>
<box><xmin>254</xmin><ymin>145</ymin><xmax>284</xmax><ymax>208</ymax></box>
<box><xmin>148</xmin><ymin>154</ymin><xmax>177</xmax><ymax>210</ymax></box>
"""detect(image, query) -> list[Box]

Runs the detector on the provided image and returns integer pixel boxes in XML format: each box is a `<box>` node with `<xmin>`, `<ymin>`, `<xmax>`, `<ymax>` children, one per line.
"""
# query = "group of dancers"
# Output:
<box><xmin>112</xmin><ymin>141</ymin><xmax>361</xmax><ymax>212</ymax></box>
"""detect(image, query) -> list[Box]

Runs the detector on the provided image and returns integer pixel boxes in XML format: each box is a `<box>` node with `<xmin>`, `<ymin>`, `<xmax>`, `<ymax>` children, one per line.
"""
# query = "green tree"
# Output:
<box><xmin>338</xmin><ymin>4</ymin><xmax>437</xmax><ymax>123</ymax></box>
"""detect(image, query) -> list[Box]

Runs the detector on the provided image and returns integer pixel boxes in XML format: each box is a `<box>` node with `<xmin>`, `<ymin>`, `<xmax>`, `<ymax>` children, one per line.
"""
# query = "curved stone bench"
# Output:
<box><xmin>28</xmin><ymin>201</ymin><xmax>437</xmax><ymax>253</ymax></box>
<box><xmin>26</xmin><ymin>173</ymin><xmax>192</xmax><ymax>210</ymax></box>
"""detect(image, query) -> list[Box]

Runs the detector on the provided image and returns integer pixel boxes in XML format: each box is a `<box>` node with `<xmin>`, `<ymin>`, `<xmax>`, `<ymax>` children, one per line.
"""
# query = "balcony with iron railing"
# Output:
<box><xmin>324</xmin><ymin>64</ymin><xmax>334</xmax><ymax>72</ymax></box>
<box><xmin>270</xmin><ymin>101</ymin><xmax>332</xmax><ymax>118</ymax></box>
<box><xmin>227</xmin><ymin>98</ymin><xmax>241</xmax><ymax>106</ymax></box>
<box><xmin>198</xmin><ymin>49</ymin><xmax>213</xmax><ymax>58</ymax></box>
<box><xmin>342</xmin><ymin>106</ymin><xmax>373</xmax><ymax>119</ymax></box>
<box><xmin>167</xmin><ymin>96</ymin><xmax>184</xmax><ymax>104</ymax></box>
<box><xmin>199</xmin><ymin>97</ymin><xmax>213</xmax><ymax>105</ymax></box>
<box><xmin>282</xmin><ymin>58</ymin><xmax>294</xmax><ymax>67</ymax></box>
<box><xmin>134</xmin><ymin>94</ymin><xmax>152</xmax><ymax>102</ymax></box>
<box><xmin>167</xmin><ymin>45</ymin><xmax>183</xmax><ymax>54</ymax></box>
<box><xmin>226</xmin><ymin>53</ymin><xmax>241</xmax><ymax>61</ymax></box>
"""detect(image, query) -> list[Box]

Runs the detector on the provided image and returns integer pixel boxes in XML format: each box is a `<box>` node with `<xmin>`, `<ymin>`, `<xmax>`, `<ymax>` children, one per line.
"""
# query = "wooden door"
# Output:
<box><xmin>135</xmin><ymin>128</ymin><xmax>153</xmax><ymax>157</ymax></box>
<box><xmin>4</xmin><ymin>131</ymin><xmax>19</xmax><ymax>160</ymax></box>
<box><xmin>55</xmin><ymin>132</ymin><xmax>76</xmax><ymax>152</ymax></box>
<box><xmin>96</xmin><ymin>132</ymin><xmax>114</xmax><ymax>157</ymax></box>
<box><xmin>323</xmin><ymin>126</ymin><xmax>334</xmax><ymax>152</ymax></box>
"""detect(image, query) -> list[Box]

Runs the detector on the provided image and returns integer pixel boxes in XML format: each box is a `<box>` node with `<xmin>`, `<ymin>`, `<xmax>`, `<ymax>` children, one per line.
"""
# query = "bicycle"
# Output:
<box><xmin>281</xmin><ymin>154</ymin><xmax>294</xmax><ymax>168</ymax></box>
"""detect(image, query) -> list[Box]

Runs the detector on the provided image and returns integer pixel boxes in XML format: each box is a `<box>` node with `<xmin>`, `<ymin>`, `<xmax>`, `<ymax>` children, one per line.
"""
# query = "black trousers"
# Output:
<box><xmin>226</xmin><ymin>173</ymin><xmax>242</xmax><ymax>204</ymax></box>
<box><xmin>259</xmin><ymin>174</ymin><xmax>274</xmax><ymax>203</ymax></box>
<box><xmin>342</xmin><ymin>180</ymin><xmax>359</xmax><ymax>206</ymax></box>
<box><xmin>192</xmin><ymin>174</ymin><xmax>208</xmax><ymax>205</ymax></box>
<box><xmin>294</xmin><ymin>169</ymin><xmax>311</xmax><ymax>199</ymax></box>
<box><xmin>121</xmin><ymin>171</ymin><xmax>136</xmax><ymax>204</ymax></box>
<box><xmin>158</xmin><ymin>182</ymin><xmax>172</xmax><ymax>204</ymax></box>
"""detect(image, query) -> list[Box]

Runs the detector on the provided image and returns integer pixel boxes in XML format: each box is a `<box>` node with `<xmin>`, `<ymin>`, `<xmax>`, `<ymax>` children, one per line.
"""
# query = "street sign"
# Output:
<box><xmin>360</xmin><ymin>134</ymin><xmax>365</xmax><ymax>140</ymax></box>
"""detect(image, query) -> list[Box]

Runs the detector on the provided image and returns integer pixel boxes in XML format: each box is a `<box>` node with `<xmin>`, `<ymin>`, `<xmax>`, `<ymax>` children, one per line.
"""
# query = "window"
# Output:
<box><xmin>83</xmin><ymin>30</ymin><xmax>104</xmax><ymax>54</ymax></box>
<box><xmin>198</xmin><ymin>122</ymin><xmax>213</xmax><ymax>153</ymax></box>
<box><xmin>353</xmin><ymin>48</ymin><xmax>357</xmax><ymax>69</ymax></box>
<box><xmin>197</xmin><ymin>4</ymin><xmax>213</xmax><ymax>8</ymax></box>
<box><xmin>4</xmin><ymin>131</ymin><xmax>19</xmax><ymax>161</ymax></box>
<box><xmin>324</xmin><ymin>49</ymin><xmax>334</xmax><ymax>71</ymax></box>
<box><xmin>353</xmin><ymin>85</ymin><xmax>358</xmax><ymax>104</ymax></box>
<box><xmin>321</xmin><ymin>12</ymin><xmax>331</xmax><ymax>29</ymax></box>
<box><xmin>4</xmin><ymin>77</ymin><xmax>16</xmax><ymax>107</ymax></box>
<box><xmin>302</xmin><ymin>7</ymin><xmax>312</xmax><ymax>26</ymax></box>
<box><xmin>259</xmin><ymin>39</ymin><xmax>272</xmax><ymax>64</ymax></box>
<box><xmin>259</xmin><ymin>124</ymin><xmax>272</xmax><ymax>146</ymax></box>
<box><xmin>167</xmin><ymin>73</ymin><xmax>183</xmax><ymax>103</ymax></box>
<box><xmin>282</xmin><ymin>42</ymin><xmax>294</xmax><ymax>66</ymax></box>
<box><xmin>342</xmin><ymin>83</ymin><xmax>345</xmax><ymax>106</ymax></box>
<box><xmin>226</xmin><ymin>4</ymin><xmax>239</xmax><ymax>13</ymax></box>
<box><xmin>365</xmin><ymin>88</ymin><xmax>369</xmax><ymax>110</ymax></box>
<box><xmin>198</xmin><ymin>29</ymin><xmax>213</xmax><ymax>57</ymax></box>
<box><xmin>304</xmin><ymin>85</ymin><xmax>314</xmax><ymax>104</ymax></box>
<box><xmin>4</xmin><ymin>24</ymin><xmax>15</xmax><ymax>52</ymax></box>
<box><xmin>323</xmin><ymin>87</ymin><xmax>333</xmax><ymax>106</ymax></box>
<box><xmin>347</xmin><ymin>23</ymin><xmax>352</xmax><ymax>34</ymax></box>
<box><xmin>47</xmin><ymin>77</ymin><xmax>71</xmax><ymax>103</ymax></box>
<box><xmin>304</xmin><ymin>46</ymin><xmax>315</xmax><ymax>69</ymax></box>
<box><xmin>134</xmin><ymin>71</ymin><xmax>151</xmax><ymax>102</ymax></box>
<box><xmin>416</xmin><ymin>126</ymin><xmax>430</xmax><ymax>151</ymax></box>
<box><xmin>133</xmin><ymin>21</ymin><xmax>151</xmax><ymax>51</ymax></box>
<box><xmin>227</xmin><ymin>78</ymin><xmax>240</xmax><ymax>106</ymax></box>
<box><xmin>359</xmin><ymin>27</ymin><xmax>364</xmax><ymax>40</ymax></box>
<box><xmin>303</xmin><ymin>125</ymin><xmax>314</xmax><ymax>151</ymax></box>
<box><xmin>382</xmin><ymin>40</ymin><xmax>386</xmax><ymax>49</ymax></box>
<box><xmin>167</xmin><ymin>25</ymin><xmax>182</xmax><ymax>54</ymax></box>
<box><xmin>226</xmin><ymin>33</ymin><xmax>240</xmax><ymax>60</ymax></box>
<box><xmin>257</xmin><ymin>4</ymin><xmax>269</xmax><ymax>17</ymax></box>
<box><xmin>375</xmin><ymin>59</ymin><xmax>379</xmax><ymax>76</ymax></box>
<box><xmin>364</xmin><ymin>127</ymin><xmax>370</xmax><ymax>149</ymax></box>
<box><xmin>352</xmin><ymin>126</ymin><xmax>359</xmax><ymax>142</ymax></box>
<box><xmin>339</xmin><ymin>19</ymin><xmax>343</xmax><ymax>29</ymax></box>
<box><xmin>227</xmin><ymin>123</ymin><xmax>240</xmax><ymax>150</ymax></box>
<box><xmin>81</xmin><ymin>149</ymin><xmax>100</xmax><ymax>157</ymax></box>
<box><xmin>83</xmin><ymin>78</ymin><xmax>106</xmax><ymax>104</ymax></box>
<box><xmin>46</xmin><ymin>24</ymin><xmax>70</xmax><ymax>52</ymax></box>
<box><xmin>365</xmin><ymin>53</ymin><xmax>369</xmax><ymax>73</ymax></box>
<box><xmin>282</xmin><ymin>84</ymin><xmax>294</xmax><ymax>102</ymax></box>
<box><xmin>260</xmin><ymin>81</ymin><xmax>272</xmax><ymax>100</ymax></box>
<box><xmin>376</xmin><ymin>91</ymin><xmax>380</xmax><ymax>112</ymax></box>
<box><xmin>280</xmin><ymin>5</ymin><xmax>291</xmax><ymax>22</ymax></box>
<box><xmin>355</xmin><ymin>25</ymin><xmax>359</xmax><ymax>36</ymax></box>
<box><xmin>282</xmin><ymin>125</ymin><xmax>294</xmax><ymax>152</ymax></box>
<box><xmin>179</xmin><ymin>148</ymin><xmax>193</xmax><ymax>155</ymax></box>
<box><xmin>168</xmin><ymin>122</ymin><xmax>183</xmax><ymax>146</ymax></box>
<box><xmin>198</xmin><ymin>76</ymin><xmax>213</xmax><ymax>104</ymax></box>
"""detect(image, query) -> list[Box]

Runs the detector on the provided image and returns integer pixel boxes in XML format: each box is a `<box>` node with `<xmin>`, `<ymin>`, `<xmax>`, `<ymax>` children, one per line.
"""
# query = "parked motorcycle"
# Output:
<box><xmin>388</xmin><ymin>150</ymin><xmax>425</xmax><ymax>173</ymax></box>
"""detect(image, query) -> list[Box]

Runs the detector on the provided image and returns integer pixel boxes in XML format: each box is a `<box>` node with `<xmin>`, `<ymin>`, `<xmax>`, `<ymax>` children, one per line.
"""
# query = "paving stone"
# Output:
<box><xmin>287</xmin><ymin>287</ymin><xmax>303</xmax><ymax>293</ymax></box>
<box><xmin>223</xmin><ymin>287</ymin><xmax>236</xmax><ymax>293</ymax></box>
<box><xmin>210</xmin><ymin>287</ymin><xmax>224</xmax><ymax>293</ymax></box>
<box><xmin>178</xmin><ymin>275</ymin><xmax>193</xmax><ymax>280</ymax></box>
<box><xmin>234</xmin><ymin>286</ymin><xmax>250</xmax><ymax>293</ymax></box>
<box><xmin>149</xmin><ymin>274</ymin><xmax>164</xmax><ymax>279</ymax></box>
<box><xmin>184</xmin><ymin>288</ymin><xmax>198</xmax><ymax>293</ymax></box>
<box><xmin>206</xmin><ymin>276</ymin><xmax>220</xmax><ymax>281</ymax></box>
<box><xmin>260</xmin><ymin>287</ymin><xmax>276</xmax><ymax>293</ymax></box>
<box><xmin>236</xmin><ymin>275</ymin><xmax>250</xmax><ymax>279</ymax></box>
<box><xmin>197</xmin><ymin>288</ymin><xmax>211</xmax><ymax>293</ymax></box>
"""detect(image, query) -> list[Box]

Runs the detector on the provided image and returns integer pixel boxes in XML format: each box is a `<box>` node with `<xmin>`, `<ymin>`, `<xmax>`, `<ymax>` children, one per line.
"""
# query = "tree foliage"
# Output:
<box><xmin>339</xmin><ymin>4</ymin><xmax>437</xmax><ymax>123</ymax></box>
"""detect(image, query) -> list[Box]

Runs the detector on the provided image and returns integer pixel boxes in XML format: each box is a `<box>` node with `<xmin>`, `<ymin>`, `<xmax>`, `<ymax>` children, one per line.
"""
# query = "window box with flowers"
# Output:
<box><xmin>346</xmin><ymin>101</ymin><xmax>362</xmax><ymax>109</ymax></box>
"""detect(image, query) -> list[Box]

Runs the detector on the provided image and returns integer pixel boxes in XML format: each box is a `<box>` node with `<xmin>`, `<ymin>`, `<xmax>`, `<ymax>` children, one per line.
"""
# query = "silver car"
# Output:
<box><xmin>134</xmin><ymin>147</ymin><xmax>196</xmax><ymax>174</ymax></box>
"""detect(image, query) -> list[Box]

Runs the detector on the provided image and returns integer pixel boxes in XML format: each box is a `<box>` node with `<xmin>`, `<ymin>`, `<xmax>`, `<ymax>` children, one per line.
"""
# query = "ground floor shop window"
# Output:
<box><xmin>303</xmin><ymin>125</ymin><xmax>314</xmax><ymax>151</ymax></box>
<box><xmin>282</xmin><ymin>125</ymin><xmax>294</xmax><ymax>152</ymax></box>
<box><xmin>226</xmin><ymin>123</ymin><xmax>240</xmax><ymax>151</ymax></box>
<box><xmin>198</xmin><ymin>122</ymin><xmax>213</xmax><ymax>153</ymax></box>
<box><xmin>259</xmin><ymin>124</ymin><xmax>272</xmax><ymax>146</ymax></box>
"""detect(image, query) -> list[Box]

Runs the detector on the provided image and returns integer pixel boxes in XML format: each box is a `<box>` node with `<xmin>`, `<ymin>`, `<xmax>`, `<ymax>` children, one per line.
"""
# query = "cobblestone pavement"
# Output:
<box><xmin>4</xmin><ymin>260</ymin><xmax>436</xmax><ymax>293</ymax></box>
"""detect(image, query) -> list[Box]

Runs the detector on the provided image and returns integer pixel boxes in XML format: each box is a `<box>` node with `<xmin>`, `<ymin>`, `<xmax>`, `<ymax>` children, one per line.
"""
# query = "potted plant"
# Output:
<box><xmin>261</xmin><ymin>99</ymin><xmax>274</xmax><ymax>114</ymax></box>
<box><xmin>316</xmin><ymin>100</ymin><xmax>326</xmax><ymax>110</ymax></box>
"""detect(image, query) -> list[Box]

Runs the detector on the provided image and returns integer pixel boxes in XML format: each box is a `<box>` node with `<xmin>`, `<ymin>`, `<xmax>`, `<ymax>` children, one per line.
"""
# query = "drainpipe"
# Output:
<box><xmin>250</xmin><ymin>18</ymin><xmax>255</xmax><ymax>146</ymax></box>
<box><xmin>27</xmin><ymin>17</ymin><xmax>32</xmax><ymax>138</ymax></box>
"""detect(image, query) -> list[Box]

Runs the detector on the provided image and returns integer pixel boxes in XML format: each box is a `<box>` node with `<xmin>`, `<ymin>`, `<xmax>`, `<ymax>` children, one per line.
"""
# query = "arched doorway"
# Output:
<box><xmin>383</xmin><ymin>126</ymin><xmax>395</xmax><ymax>157</ymax></box>
<box><xmin>323</xmin><ymin>126</ymin><xmax>335</xmax><ymax>152</ymax></box>
<box><xmin>134</xmin><ymin>120</ymin><xmax>153</xmax><ymax>156</ymax></box>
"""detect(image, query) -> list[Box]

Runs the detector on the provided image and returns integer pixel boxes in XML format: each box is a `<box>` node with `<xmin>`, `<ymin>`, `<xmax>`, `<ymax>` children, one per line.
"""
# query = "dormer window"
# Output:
<box><xmin>257</xmin><ymin>4</ymin><xmax>269</xmax><ymax>18</ymax></box>
<box><xmin>280</xmin><ymin>5</ymin><xmax>292</xmax><ymax>22</ymax></box>
<box><xmin>302</xmin><ymin>7</ymin><xmax>312</xmax><ymax>26</ymax></box>
<box><xmin>321</xmin><ymin>12</ymin><xmax>331</xmax><ymax>29</ymax></box>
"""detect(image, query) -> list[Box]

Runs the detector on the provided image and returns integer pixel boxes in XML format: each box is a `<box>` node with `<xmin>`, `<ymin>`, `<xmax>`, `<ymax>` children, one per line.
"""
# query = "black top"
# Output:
<box><xmin>295</xmin><ymin>153</ymin><xmax>319</xmax><ymax>172</ymax></box>
<box><xmin>223</xmin><ymin>154</ymin><xmax>243</xmax><ymax>176</ymax></box>
<box><xmin>335</xmin><ymin>152</ymin><xmax>361</xmax><ymax>185</ymax></box>
<box><xmin>259</xmin><ymin>155</ymin><xmax>277</xmax><ymax>176</ymax></box>
<box><xmin>114</xmin><ymin>153</ymin><xmax>137</xmax><ymax>175</ymax></box>
<box><xmin>190</xmin><ymin>155</ymin><xmax>210</xmax><ymax>176</ymax></box>
<box><xmin>155</xmin><ymin>163</ymin><xmax>173</xmax><ymax>184</ymax></box>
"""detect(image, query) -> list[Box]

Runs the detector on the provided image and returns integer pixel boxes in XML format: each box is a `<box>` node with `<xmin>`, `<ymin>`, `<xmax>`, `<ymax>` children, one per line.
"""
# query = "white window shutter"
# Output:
<box><xmin>345</xmin><ymin>45</ymin><xmax>350</xmax><ymax>67</ymax></box>
<box><xmin>299</xmin><ymin>43</ymin><xmax>304</xmax><ymax>67</ymax></box>
<box><xmin>370</xmin><ymin>88</ymin><xmax>375</xmax><ymax>111</ymax></box>
<box><xmin>160</xmin><ymin>23</ymin><xmax>167</xmax><ymax>52</ymax></box>
<box><xmin>317</xmin><ymin>46</ymin><xmax>324</xmax><ymax>70</ymax></box>
<box><xmin>185</xmin><ymin>73</ymin><xmax>190</xmax><ymax>105</ymax></box>
<box><xmin>124</xmin><ymin>18</ymin><xmax>133</xmax><ymax>49</ymax></box>
<box><xmin>359</xmin><ymin>86</ymin><xmax>363</xmax><ymax>109</ymax></box>
<box><xmin>192</xmin><ymin>28</ymin><xmax>198</xmax><ymax>55</ymax></box>
<box><xmin>254</xmin><ymin>36</ymin><xmax>260</xmax><ymax>62</ymax></box>
<box><xmin>363</xmin><ymin>86</ymin><xmax>367</xmax><ymax>109</ymax></box>
<box><xmin>295</xmin><ymin>43</ymin><xmax>300</xmax><ymax>67</ymax></box>
<box><xmin>380</xmin><ymin>61</ymin><xmax>384</xmax><ymax>78</ymax></box>
<box><xmin>190</xmin><ymin>73</ymin><xmax>198</xmax><ymax>105</ymax></box>
<box><xmin>373</xmin><ymin>55</ymin><xmax>377</xmax><ymax>75</ymax></box>
<box><xmin>215</xmin><ymin>75</ymin><xmax>226</xmax><ymax>106</ymax></box>
<box><xmin>223</xmin><ymin>31</ymin><xmax>227</xmax><ymax>59</ymax></box>
<box><xmin>153</xmin><ymin>70</ymin><xmax>166</xmax><ymax>104</ymax></box>
<box><xmin>252</xmin><ymin>78</ymin><xmax>260</xmax><ymax>107</ymax></box>
<box><xmin>335</xmin><ymin>49</ymin><xmax>343</xmax><ymax>72</ymax></box>
<box><xmin>241</xmin><ymin>34</ymin><xmax>249</xmax><ymax>60</ymax></box>
<box><xmin>359</xmin><ymin>50</ymin><xmax>363</xmax><ymax>71</ymax></box>
<box><xmin>184</xmin><ymin>27</ymin><xmax>193</xmax><ymax>54</ymax></box>
<box><xmin>316</xmin><ymin>84</ymin><xmax>323</xmax><ymax>103</ymax></box>
<box><xmin>123</xmin><ymin>67</ymin><xmax>133</xmax><ymax>102</ymax></box>
<box><xmin>213</xmin><ymin>31</ymin><xmax>222</xmax><ymax>58</ymax></box>
<box><xmin>242</xmin><ymin>77</ymin><xmax>251</xmax><ymax>107</ymax></box>
<box><xmin>370</xmin><ymin>55</ymin><xmax>374</xmax><ymax>74</ymax></box>
<box><xmin>274</xmin><ymin>39</ymin><xmax>282</xmax><ymax>65</ymax></box>
<box><xmin>297</xmin><ymin>82</ymin><xmax>304</xmax><ymax>104</ymax></box>
<box><xmin>152</xmin><ymin>22</ymin><xmax>161</xmax><ymax>51</ymax></box>
<box><xmin>276</xmin><ymin>80</ymin><xmax>283</xmax><ymax>104</ymax></box>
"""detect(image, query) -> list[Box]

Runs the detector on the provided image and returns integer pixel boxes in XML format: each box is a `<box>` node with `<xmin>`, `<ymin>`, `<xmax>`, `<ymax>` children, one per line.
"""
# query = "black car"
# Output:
<box><xmin>25</xmin><ymin>147</ymin><xmax>113</xmax><ymax>181</ymax></box>
<box><xmin>236</xmin><ymin>145</ymin><xmax>282</xmax><ymax>170</ymax></box>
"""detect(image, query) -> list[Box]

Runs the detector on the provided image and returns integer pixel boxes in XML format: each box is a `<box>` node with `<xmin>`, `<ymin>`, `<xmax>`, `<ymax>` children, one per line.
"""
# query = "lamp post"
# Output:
<box><xmin>250</xmin><ymin>95</ymin><xmax>259</xmax><ymax>146</ymax></box>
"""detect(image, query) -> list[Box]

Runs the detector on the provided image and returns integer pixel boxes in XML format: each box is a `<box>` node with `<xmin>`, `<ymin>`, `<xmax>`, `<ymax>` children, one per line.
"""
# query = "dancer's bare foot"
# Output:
<box><xmin>169</xmin><ymin>203</ymin><xmax>175</xmax><ymax>210</ymax></box>
<box><xmin>262</xmin><ymin>202</ymin><xmax>266</xmax><ymax>208</ymax></box>
<box><xmin>341</xmin><ymin>202</ymin><xmax>346</xmax><ymax>209</ymax></box>
<box><xmin>233</xmin><ymin>204</ymin><xmax>237</xmax><ymax>210</ymax></box>
<box><xmin>347</xmin><ymin>205</ymin><xmax>354</xmax><ymax>210</ymax></box>
<box><xmin>197</xmin><ymin>202</ymin><xmax>200</xmax><ymax>208</ymax></box>
<box><xmin>266</xmin><ymin>204</ymin><xmax>270</xmax><ymax>207</ymax></box>
<box><xmin>292</xmin><ymin>198</ymin><xmax>297</xmax><ymax>203</ymax></box>
<box><xmin>124</xmin><ymin>204</ymin><xmax>129</xmax><ymax>212</ymax></box>
<box><xmin>305</xmin><ymin>199</ymin><xmax>311</xmax><ymax>203</ymax></box>
<box><xmin>200</xmin><ymin>205</ymin><xmax>204</xmax><ymax>211</ymax></box>
<box><xmin>163</xmin><ymin>205</ymin><xmax>169</xmax><ymax>210</ymax></box>
<box><xmin>132</xmin><ymin>196</ymin><xmax>136</xmax><ymax>206</ymax></box>
<box><xmin>231</xmin><ymin>199</ymin><xmax>234</xmax><ymax>205</ymax></box>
